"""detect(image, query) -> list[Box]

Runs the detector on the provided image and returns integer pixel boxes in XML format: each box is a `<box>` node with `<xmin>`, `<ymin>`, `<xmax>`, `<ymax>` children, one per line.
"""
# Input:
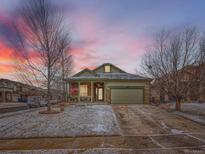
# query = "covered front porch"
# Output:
<box><xmin>69</xmin><ymin>81</ymin><xmax>105</xmax><ymax>103</ymax></box>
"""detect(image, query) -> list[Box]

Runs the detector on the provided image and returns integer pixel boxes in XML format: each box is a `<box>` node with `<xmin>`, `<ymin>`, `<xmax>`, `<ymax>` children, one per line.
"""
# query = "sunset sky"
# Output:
<box><xmin>0</xmin><ymin>0</ymin><xmax>205</xmax><ymax>81</ymax></box>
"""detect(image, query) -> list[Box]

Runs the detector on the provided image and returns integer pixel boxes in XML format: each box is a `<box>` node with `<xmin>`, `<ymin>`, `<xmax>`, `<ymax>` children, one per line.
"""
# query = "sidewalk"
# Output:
<box><xmin>0</xmin><ymin>103</ymin><xmax>29</xmax><ymax>114</ymax></box>
<box><xmin>0</xmin><ymin>134</ymin><xmax>205</xmax><ymax>153</ymax></box>
<box><xmin>174</xmin><ymin>111</ymin><xmax>205</xmax><ymax>126</ymax></box>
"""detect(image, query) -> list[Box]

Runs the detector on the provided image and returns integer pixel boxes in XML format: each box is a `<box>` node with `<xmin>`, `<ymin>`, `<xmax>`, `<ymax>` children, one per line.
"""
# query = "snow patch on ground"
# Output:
<box><xmin>174</xmin><ymin>111</ymin><xmax>205</xmax><ymax>125</ymax></box>
<box><xmin>92</xmin><ymin>124</ymin><xmax>106</xmax><ymax>132</ymax></box>
<box><xmin>182</xmin><ymin>103</ymin><xmax>205</xmax><ymax>115</ymax></box>
<box><xmin>0</xmin><ymin>105</ymin><xmax>120</xmax><ymax>138</ymax></box>
<box><xmin>160</xmin><ymin>121</ymin><xmax>169</xmax><ymax>129</ymax></box>
<box><xmin>160</xmin><ymin>120</ymin><xmax>185</xmax><ymax>134</ymax></box>
<box><xmin>170</xmin><ymin>102</ymin><xmax>205</xmax><ymax>116</ymax></box>
<box><xmin>171</xmin><ymin>129</ymin><xmax>184</xmax><ymax>134</ymax></box>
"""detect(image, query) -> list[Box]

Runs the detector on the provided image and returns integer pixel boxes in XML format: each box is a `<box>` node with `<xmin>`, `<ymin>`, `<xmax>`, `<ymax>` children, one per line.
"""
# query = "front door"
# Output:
<box><xmin>94</xmin><ymin>82</ymin><xmax>104</xmax><ymax>102</ymax></box>
<box><xmin>97</xmin><ymin>87</ymin><xmax>103</xmax><ymax>101</ymax></box>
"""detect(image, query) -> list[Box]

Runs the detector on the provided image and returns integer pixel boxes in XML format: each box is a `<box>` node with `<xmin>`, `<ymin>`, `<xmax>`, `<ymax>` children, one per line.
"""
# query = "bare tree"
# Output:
<box><xmin>52</xmin><ymin>34</ymin><xmax>73</xmax><ymax>101</ymax></box>
<box><xmin>11</xmin><ymin>0</ymin><xmax>71</xmax><ymax>111</ymax></box>
<box><xmin>61</xmin><ymin>51</ymin><xmax>73</xmax><ymax>101</ymax></box>
<box><xmin>198</xmin><ymin>35</ymin><xmax>205</xmax><ymax>101</ymax></box>
<box><xmin>141</xmin><ymin>27</ymin><xmax>200</xmax><ymax>110</ymax></box>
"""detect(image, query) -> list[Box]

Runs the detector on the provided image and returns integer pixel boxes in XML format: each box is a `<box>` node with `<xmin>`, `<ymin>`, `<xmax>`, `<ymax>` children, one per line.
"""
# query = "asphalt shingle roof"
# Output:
<box><xmin>68</xmin><ymin>63</ymin><xmax>150</xmax><ymax>81</ymax></box>
<box><xmin>70</xmin><ymin>73</ymin><xmax>148</xmax><ymax>80</ymax></box>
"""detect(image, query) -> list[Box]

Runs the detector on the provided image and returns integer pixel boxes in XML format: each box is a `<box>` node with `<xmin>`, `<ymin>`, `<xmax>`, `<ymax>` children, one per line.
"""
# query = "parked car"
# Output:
<box><xmin>39</xmin><ymin>100</ymin><xmax>48</xmax><ymax>107</ymax></box>
<box><xmin>50</xmin><ymin>100</ymin><xmax>59</xmax><ymax>105</ymax></box>
<box><xmin>27</xmin><ymin>101</ymin><xmax>40</xmax><ymax>108</ymax></box>
<box><xmin>27</xmin><ymin>96</ymin><xmax>41</xmax><ymax>108</ymax></box>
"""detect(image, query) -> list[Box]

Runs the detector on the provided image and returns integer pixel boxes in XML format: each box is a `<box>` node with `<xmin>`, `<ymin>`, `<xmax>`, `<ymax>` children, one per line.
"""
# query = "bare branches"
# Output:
<box><xmin>6</xmin><ymin>0</ymin><xmax>72</xmax><ymax>108</ymax></box>
<box><xmin>141</xmin><ymin>27</ymin><xmax>202</xmax><ymax>110</ymax></box>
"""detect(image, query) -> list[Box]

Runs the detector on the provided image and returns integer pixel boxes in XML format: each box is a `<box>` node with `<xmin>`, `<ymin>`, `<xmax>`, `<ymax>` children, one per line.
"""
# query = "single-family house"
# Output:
<box><xmin>67</xmin><ymin>63</ymin><xmax>151</xmax><ymax>104</ymax></box>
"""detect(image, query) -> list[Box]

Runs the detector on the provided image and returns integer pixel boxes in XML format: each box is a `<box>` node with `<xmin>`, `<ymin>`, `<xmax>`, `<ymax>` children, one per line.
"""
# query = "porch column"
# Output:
<box><xmin>104</xmin><ymin>82</ymin><xmax>106</xmax><ymax>102</ymax></box>
<box><xmin>91</xmin><ymin>81</ymin><xmax>93</xmax><ymax>102</ymax></box>
<box><xmin>11</xmin><ymin>92</ymin><xmax>13</xmax><ymax>102</ymax></box>
<box><xmin>2</xmin><ymin>91</ymin><xmax>5</xmax><ymax>102</ymax></box>
<box><xmin>65</xmin><ymin>82</ymin><xmax>68</xmax><ymax>102</ymax></box>
<box><xmin>78</xmin><ymin>82</ymin><xmax>80</xmax><ymax>102</ymax></box>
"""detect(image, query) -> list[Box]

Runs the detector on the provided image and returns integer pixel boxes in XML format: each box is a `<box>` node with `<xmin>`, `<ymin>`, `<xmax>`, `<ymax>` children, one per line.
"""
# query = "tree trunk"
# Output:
<box><xmin>61</xmin><ymin>53</ymin><xmax>66</xmax><ymax>102</ymax></box>
<box><xmin>199</xmin><ymin>70</ymin><xmax>205</xmax><ymax>102</ymax></box>
<box><xmin>47</xmin><ymin>101</ymin><xmax>51</xmax><ymax>111</ymax></box>
<box><xmin>175</xmin><ymin>99</ymin><xmax>181</xmax><ymax>111</ymax></box>
<box><xmin>47</xmin><ymin>87</ymin><xmax>51</xmax><ymax>111</ymax></box>
<box><xmin>63</xmin><ymin>82</ymin><xmax>66</xmax><ymax>101</ymax></box>
<box><xmin>47</xmin><ymin>65</ymin><xmax>51</xmax><ymax>111</ymax></box>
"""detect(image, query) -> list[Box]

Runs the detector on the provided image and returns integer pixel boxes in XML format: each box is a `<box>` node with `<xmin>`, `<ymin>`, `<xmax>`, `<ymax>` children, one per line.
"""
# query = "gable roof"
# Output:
<box><xmin>69</xmin><ymin>72</ymin><xmax>150</xmax><ymax>80</ymax></box>
<box><xmin>73</xmin><ymin>68</ymin><xmax>96</xmax><ymax>77</ymax></box>
<box><xmin>68</xmin><ymin>63</ymin><xmax>150</xmax><ymax>81</ymax></box>
<box><xmin>93</xmin><ymin>63</ymin><xmax>126</xmax><ymax>73</ymax></box>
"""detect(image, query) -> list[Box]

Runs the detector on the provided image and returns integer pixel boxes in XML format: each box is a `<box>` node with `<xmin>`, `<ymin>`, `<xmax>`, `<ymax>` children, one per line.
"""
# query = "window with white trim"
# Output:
<box><xmin>80</xmin><ymin>84</ymin><xmax>88</xmax><ymax>96</ymax></box>
<box><xmin>104</xmin><ymin>65</ymin><xmax>111</xmax><ymax>72</ymax></box>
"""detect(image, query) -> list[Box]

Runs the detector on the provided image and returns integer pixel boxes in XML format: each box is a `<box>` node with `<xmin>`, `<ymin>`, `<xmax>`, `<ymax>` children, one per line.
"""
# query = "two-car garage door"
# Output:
<box><xmin>111</xmin><ymin>88</ymin><xmax>144</xmax><ymax>104</ymax></box>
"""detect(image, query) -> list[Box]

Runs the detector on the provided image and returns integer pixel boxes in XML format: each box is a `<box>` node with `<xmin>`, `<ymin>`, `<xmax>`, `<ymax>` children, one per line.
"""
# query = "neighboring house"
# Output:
<box><xmin>0</xmin><ymin>79</ymin><xmax>46</xmax><ymax>103</ymax></box>
<box><xmin>150</xmin><ymin>82</ymin><xmax>169</xmax><ymax>104</ymax></box>
<box><xmin>151</xmin><ymin>64</ymin><xmax>205</xmax><ymax>104</ymax></box>
<box><xmin>67</xmin><ymin>63</ymin><xmax>151</xmax><ymax>104</ymax></box>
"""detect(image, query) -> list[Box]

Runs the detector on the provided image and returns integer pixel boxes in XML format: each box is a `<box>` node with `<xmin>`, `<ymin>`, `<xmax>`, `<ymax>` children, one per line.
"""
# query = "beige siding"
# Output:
<box><xmin>94</xmin><ymin>67</ymin><xmax>104</xmax><ymax>73</ymax></box>
<box><xmin>106</xmin><ymin>81</ymin><xmax>147</xmax><ymax>87</ymax></box>
<box><xmin>110</xmin><ymin>66</ymin><xmax>122</xmax><ymax>73</ymax></box>
<box><xmin>95</xmin><ymin>65</ymin><xmax>122</xmax><ymax>73</ymax></box>
<box><xmin>144</xmin><ymin>82</ymin><xmax>150</xmax><ymax>104</ymax></box>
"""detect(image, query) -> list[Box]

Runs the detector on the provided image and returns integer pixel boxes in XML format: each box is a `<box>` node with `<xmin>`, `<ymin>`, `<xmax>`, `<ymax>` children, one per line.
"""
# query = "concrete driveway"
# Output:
<box><xmin>0</xmin><ymin>104</ymin><xmax>205</xmax><ymax>154</ymax></box>
<box><xmin>113</xmin><ymin>105</ymin><xmax>205</xmax><ymax>135</ymax></box>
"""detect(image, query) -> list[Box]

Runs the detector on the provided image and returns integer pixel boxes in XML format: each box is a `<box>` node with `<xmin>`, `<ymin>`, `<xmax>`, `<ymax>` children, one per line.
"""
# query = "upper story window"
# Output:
<box><xmin>104</xmin><ymin>65</ymin><xmax>111</xmax><ymax>73</ymax></box>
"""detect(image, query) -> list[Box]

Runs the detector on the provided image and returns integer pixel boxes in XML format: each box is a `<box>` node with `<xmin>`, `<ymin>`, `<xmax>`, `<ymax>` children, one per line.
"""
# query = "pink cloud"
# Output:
<box><xmin>67</xmin><ymin>11</ymin><xmax>151</xmax><ymax>74</ymax></box>
<box><xmin>0</xmin><ymin>43</ymin><xmax>14</xmax><ymax>61</ymax></box>
<box><xmin>0</xmin><ymin>63</ymin><xmax>15</xmax><ymax>73</ymax></box>
<box><xmin>0</xmin><ymin>7</ymin><xmax>151</xmax><ymax>80</ymax></box>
